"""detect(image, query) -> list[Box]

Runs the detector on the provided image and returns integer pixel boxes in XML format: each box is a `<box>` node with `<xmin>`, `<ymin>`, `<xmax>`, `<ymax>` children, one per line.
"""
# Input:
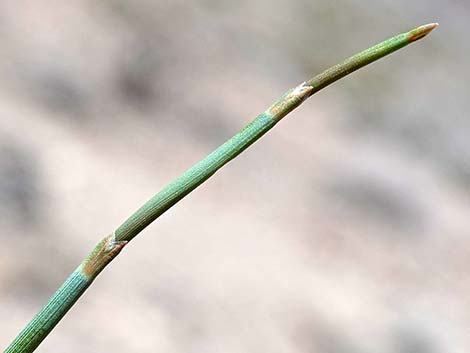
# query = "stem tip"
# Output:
<box><xmin>409</xmin><ymin>23</ymin><xmax>439</xmax><ymax>42</ymax></box>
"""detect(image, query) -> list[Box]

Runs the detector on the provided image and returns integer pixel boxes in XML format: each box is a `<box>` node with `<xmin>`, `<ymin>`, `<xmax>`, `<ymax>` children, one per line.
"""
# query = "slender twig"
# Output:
<box><xmin>4</xmin><ymin>23</ymin><xmax>438</xmax><ymax>353</ymax></box>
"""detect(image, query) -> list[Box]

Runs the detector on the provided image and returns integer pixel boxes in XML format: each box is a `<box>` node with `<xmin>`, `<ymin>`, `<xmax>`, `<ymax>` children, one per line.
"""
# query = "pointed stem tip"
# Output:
<box><xmin>408</xmin><ymin>22</ymin><xmax>439</xmax><ymax>42</ymax></box>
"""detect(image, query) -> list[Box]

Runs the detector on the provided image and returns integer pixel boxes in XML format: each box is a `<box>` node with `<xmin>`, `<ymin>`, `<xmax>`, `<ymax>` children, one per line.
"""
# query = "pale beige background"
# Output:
<box><xmin>1</xmin><ymin>1</ymin><xmax>469</xmax><ymax>352</ymax></box>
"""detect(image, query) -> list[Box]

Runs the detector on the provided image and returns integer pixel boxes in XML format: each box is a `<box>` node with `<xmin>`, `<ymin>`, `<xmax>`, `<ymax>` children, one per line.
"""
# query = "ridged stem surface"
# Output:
<box><xmin>4</xmin><ymin>23</ymin><xmax>437</xmax><ymax>353</ymax></box>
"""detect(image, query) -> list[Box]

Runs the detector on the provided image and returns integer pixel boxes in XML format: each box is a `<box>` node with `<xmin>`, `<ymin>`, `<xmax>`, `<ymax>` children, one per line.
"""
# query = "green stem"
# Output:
<box><xmin>4</xmin><ymin>23</ymin><xmax>437</xmax><ymax>353</ymax></box>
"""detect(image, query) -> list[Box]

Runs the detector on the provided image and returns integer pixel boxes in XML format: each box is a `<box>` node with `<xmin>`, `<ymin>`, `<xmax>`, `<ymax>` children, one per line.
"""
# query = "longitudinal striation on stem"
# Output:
<box><xmin>4</xmin><ymin>22</ymin><xmax>438</xmax><ymax>353</ymax></box>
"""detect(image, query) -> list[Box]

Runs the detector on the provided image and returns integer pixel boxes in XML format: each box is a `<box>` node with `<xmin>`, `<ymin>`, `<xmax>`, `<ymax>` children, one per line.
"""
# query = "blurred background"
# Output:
<box><xmin>1</xmin><ymin>1</ymin><xmax>469</xmax><ymax>352</ymax></box>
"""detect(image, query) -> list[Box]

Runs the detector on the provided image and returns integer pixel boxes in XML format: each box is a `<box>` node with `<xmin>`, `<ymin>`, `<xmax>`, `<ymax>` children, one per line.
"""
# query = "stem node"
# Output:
<box><xmin>81</xmin><ymin>233</ymin><xmax>127</xmax><ymax>279</ymax></box>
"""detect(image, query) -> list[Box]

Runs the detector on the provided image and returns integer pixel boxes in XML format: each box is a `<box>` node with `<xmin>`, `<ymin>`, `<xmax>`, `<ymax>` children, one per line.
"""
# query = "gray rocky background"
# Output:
<box><xmin>1</xmin><ymin>1</ymin><xmax>469</xmax><ymax>352</ymax></box>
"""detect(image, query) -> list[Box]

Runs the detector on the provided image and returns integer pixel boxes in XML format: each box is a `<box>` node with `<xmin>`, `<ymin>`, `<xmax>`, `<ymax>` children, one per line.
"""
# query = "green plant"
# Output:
<box><xmin>4</xmin><ymin>23</ymin><xmax>438</xmax><ymax>353</ymax></box>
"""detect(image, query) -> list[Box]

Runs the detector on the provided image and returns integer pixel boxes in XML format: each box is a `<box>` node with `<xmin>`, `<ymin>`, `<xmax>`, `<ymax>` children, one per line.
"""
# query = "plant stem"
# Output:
<box><xmin>4</xmin><ymin>23</ymin><xmax>437</xmax><ymax>353</ymax></box>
